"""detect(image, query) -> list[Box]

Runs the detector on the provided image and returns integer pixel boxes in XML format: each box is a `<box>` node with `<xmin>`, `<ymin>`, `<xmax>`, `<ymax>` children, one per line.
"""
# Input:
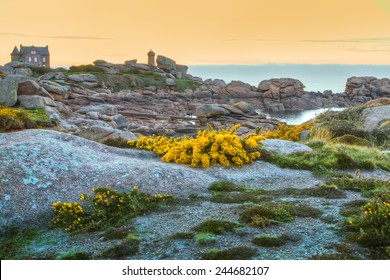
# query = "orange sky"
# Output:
<box><xmin>1</xmin><ymin>0</ymin><xmax>390</xmax><ymax>66</ymax></box>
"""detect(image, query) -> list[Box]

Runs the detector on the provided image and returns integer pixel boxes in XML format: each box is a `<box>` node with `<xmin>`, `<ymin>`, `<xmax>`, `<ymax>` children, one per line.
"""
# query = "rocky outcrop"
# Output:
<box><xmin>18</xmin><ymin>95</ymin><xmax>56</xmax><ymax>109</ymax></box>
<box><xmin>257</xmin><ymin>78</ymin><xmax>325</xmax><ymax>111</ymax></box>
<box><xmin>195</xmin><ymin>102</ymin><xmax>278</xmax><ymax>133</ymax></box>
<box><xmin>0</xmin><ymin>62</ymin><xmax>34</xmax><ymax>76</ymax></box>
<box><xmin>0</xmin><ymin>80</ymin><xmax>18</xmax><ymax>107</ymax></box>
<box><xmin>67</xmin><ymin>74</ymin><xmax>97</xmax><ymax>83</ymax></box>
<box><xmin>74</xmin><ymin>125</ymin><xmax>136</xmax><ymax>143</ymax></box>
<box><xmin>362</xmin><ymin>105</ymin><xmax>390</xmax><ymax>132</ymax></box>
<box><xmin>262</xmin><ymin>139</ymin><xmax>313</xmax><ymax>155</ymax></box>
<box><xmin>76</xmin><ymin>104</ymin><xmax>118</xmax><ymax>115</ymax></box>
<box><xmin>156</xmin><ymin>55</ymin><xmax>176</xmax><ymax>71</ymax></box>
<box><xmin>39</xmin><ymin>80</ymin><xmax>70</xmax><ymax>101</ymax></box>
<box><xmin>258</xmin><ymin>78</ymin><xmax>305</xmax><ymax>98</ymax></box>
<box><xmin>345</xmin><ymin>76</ymin><xmax>390</xmax><ymax>103</ymax></box>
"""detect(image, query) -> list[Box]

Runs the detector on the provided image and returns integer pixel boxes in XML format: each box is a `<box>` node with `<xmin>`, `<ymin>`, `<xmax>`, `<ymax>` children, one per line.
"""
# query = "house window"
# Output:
<box><xmin>34</xmin><ymin>57</ymin><xmax>38</xmax><ymax>63</ymax></box>
<box><xmin>28</xmin><ymin>57</ymin><xmax>31</xmax><ymax>62</ymax></box>
<box><xmin>31</xmin><ymin>51</ymin><xmax>36</xmax><ymax>55</ymax></box>
<box><xmin>43</xmin><ymin>57</ymin><xmax>46</xmax><ymax>62</ymax></box>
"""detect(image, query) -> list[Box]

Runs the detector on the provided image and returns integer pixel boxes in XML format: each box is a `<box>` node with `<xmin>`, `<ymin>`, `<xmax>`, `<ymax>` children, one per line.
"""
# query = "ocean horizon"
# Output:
<box><xmin>188</xmin><ymin>64</ymin><xmax>390</xmax><ymax>93</ymax></box>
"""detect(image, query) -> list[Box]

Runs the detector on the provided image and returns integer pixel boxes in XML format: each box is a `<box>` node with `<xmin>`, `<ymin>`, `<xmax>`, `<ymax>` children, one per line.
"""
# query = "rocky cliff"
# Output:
<box><xmin>1</xmin><ymin>59</ymin><xmax>390</xmax><ymax>140</ymax></box>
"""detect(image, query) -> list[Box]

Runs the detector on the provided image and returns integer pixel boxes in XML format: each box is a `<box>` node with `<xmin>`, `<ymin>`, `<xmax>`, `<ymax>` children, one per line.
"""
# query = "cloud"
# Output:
<box><xmin>295</xmin><ymin>37</ymin><xmax>390</xmax><ymax>43</ymax></box>
<box><xmin>0</xmin><ymin>32</ymin><xmax>111</xmax><ymax>40</ymax></box>
<box><xmin>342</xmin><ymin>46</ymin><xmax>390</xmax><ymax>53</ymax></box>
<box><xmin>223</xmin><ymin>37</ymin><xmax>390</xmax><ymax>43</ymax></box>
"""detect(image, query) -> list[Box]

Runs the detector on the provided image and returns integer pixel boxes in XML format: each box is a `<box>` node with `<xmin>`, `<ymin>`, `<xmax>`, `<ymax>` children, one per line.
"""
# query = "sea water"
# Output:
<box><xmin>256</xmin><ymin>108</ymin><xmax>345</xmax><ymax>125</ymax></box>
<box><xmin>189</xmin><ymin>64</ymin><xmax>390</xmax><ymax>93</ymax></box>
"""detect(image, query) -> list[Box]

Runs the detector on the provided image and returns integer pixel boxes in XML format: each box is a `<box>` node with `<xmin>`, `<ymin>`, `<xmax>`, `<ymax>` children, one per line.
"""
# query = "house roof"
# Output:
<box><xmin>21</xmin><ymin>46</ymin><xmax>49</xmax><ymax>56</ymax></box>
<box><xmin>11</xmin><ymin>46</ymin><xmax>20</xmax><ymax>55</ymax></box>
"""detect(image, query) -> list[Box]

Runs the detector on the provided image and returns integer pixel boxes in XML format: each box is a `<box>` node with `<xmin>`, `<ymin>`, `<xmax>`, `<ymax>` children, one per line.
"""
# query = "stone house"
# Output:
<box><xmin>10</xmin><ymin>45</ymin><xmax>50</xmax><ymax>68</ymax></box>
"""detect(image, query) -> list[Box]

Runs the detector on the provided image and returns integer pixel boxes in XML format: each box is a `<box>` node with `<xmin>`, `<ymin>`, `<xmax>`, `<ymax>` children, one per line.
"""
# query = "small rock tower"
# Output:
<box><xmin>148</xmin><ymin>49</ymin><xmax>156</xmax><ymax>66</ymax></box>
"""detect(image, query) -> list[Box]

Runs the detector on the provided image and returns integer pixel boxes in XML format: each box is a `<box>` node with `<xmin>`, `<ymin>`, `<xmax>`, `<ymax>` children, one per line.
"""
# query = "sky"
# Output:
<box><xmin>1</xmin><ymin>0</ymin><xmax>390</xmax><ymax>66</ymax></box>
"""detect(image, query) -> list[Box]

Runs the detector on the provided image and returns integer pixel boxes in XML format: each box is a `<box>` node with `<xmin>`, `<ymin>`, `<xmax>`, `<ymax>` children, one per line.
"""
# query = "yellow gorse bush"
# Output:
<box><xmin>262</xmin><ymin>121</ymin><xmax>318</xmax><ymax>141</ymax></box>
<box><xmin>129</xmin><ymin>122</ymin><xmax>317</xmax><ymax>168</ymax></box>
<box><xmin>129</xmin><ymin>124</ymin><xmax>265</xmax><ymax>168</ymax></box>
<box><xmin>51</xmin><ymin>201</ymin><xmax>85</xmax><ymax>231</ymax></box>
<box><xmin>51</xmin><ymin>186</ymin><xmax>173</xmax><ymax>232</ymax></box>
<box><xmin>0</xmin><ymin>106</ymin><xmax>34</xmax><ymax>131</ymax></box>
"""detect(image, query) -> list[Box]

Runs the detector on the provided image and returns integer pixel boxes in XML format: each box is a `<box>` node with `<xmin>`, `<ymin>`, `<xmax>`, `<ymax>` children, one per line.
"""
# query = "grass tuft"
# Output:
<box><xmin>192</xmin><ymin>220</ymin><xmax>240</xmax><ymax>234</ymax></box>
<box><xmin>252</xmin><ymin>234</ymin><xmax>290</xmax><ymax>247</ymax></box>
<box><xmin>201</xmin><ymin>247</ymin><xmax>257</xmax><ymax>260</ymax></box>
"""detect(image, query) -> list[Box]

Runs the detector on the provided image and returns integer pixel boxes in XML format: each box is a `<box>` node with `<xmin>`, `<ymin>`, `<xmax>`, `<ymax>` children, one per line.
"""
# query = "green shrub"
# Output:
<box><xmin>101</xmin><ymin>236</ymin><xmax>140</xmax><ymax>259</ymax></box>
<box><xmin>51</xmin><ymin>186</ymin><xmax>173</xmax><ymax>232</ymax></box>
<box><xmin>194</xmin><ymin>233</ymin><xmax>218</xmax><ymax>246</ymax></box>
<box><xmin>331</xmin><ymin>134</ymin><xmax>371</xmax><ymax>146</ymax></box>
<box><xmin>68</xmin><ymin>64</ymin><xmax>104</xmax><ymax>73</ymax></box>
<box><xmin>0</xmin><ymin>106</ymin><xmax>52</xmax><ymax>132</ymax></box>
<box><xmin>208</xmin><ymin>180</ymin><xmax>244</xmax><ymax>192</ymax></box>
<box><xmin>252</xmin><ymin>234</ymin><xmax>289</xmax><ymax>247</ymax></box>
<box><xmin>169</xmin><ymin>232</ymin><xmax>195</xmax><ymax>240</ymax></box>
<box><xmin>103</xmin><ymin>228</ymin><xmax>131</xmax><ymax>240</ymax></box>
<box><xmin>56</xmin><ymin>251</ymin><xmax>90</xmax><ymax>260</ymax></box>
<box><xmin>201</xmin><ymin>247</ymin><xmax>257</xmax><ymax>260</ymax></box>
<box><xmin>239</xmin><ymin>203</ymin><xmax>293</xmax><ymax>226</ymax></box>
<box><xmin>102</xmin><ymin>137</ymin><xmax>129</xmax><ymax>148</ymax></box>
<box><xmin>193</xmin><ymin>220</ymin><xmax>240</xmax><ymax>234</ymax></box>
<box><xmin>317</xmin><ymin>106</ymin><xmax>364</xmax><ymax>123</ymax></box>
<box><xmin>266</xmin><ymin>143</ymin><xmax>390</xmax><ymax>173</ymax></box>
<box><xmin>344</xmin><ymin>192</ymin><xmax>390</xmax><ymax>249</ymax></box>
<box><xmin>28</xmin><ymin>66</ymin><xmax>54</xmax><ymax>76</ymax></box>
<box><xmin>332</xmin><ymin>176</ymin><xmax>390</xmax><ymax>198</ymax></box>
<box><xmin>0</xmin><ymin>228</ymin><xmax>39</xmax><ymax>259</ymax></box>
<box><xmin>175</xmin><ymin>79</ymin><xmax>201</xmax><ymax>92</ymax></box>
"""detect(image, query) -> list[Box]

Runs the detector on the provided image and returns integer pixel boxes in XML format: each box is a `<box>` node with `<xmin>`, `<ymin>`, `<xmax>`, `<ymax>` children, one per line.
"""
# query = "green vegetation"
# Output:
<box><xmin>201</xmin><ymin>247</ymin><xmax>257</xmax><ymax>260</ymax></box>
<box><xmin>210</xmin><ymin>181</ymin><xmax>345</xmax><ymax>204</ymax></box>
<box><xmin>0</xmin><ymin>106</ymin><xmax>52</xmax><ymax>132</ymax></box>
<box><xmin>192</xmin><ymin>219</ymin><xmax>240</xmax><ymax>234</ymax></box>
<box><xmin>194</xmin><ymin>233</ymin><xmax>218</xmax><ymax>246</ymax></box>
<box><xmin>308</xmin><ymin>243</ymin><xmax>362</xmax><ymax>260</ymax></box>
<box><xmin>169</xmin><ymin>232</ymin><xmax>195</xmax><ymax>240</ymax></box>
<box><xmin>343</xmin><ymin>192</ymin><xmax>390</xmax><ymax>256</ymax></box>
<box><xmin>68</xmin><ymin>64</ymin><xmax>104</xmax><ymax>73</ymax></box>
<box><xmin>28</xmin><ymin>66</ymin><xmax>54</xmax><ymax>77</ymax></box>
<box><xmin>103</xmin><ymin>227</ymin><xmax>132</xmax><ymax>241</ymax></box>
<box><xmin>252</xmin><ymin>234</ymin><xmax>290</xmax><ymax>247</ymax></box>
<box><xmin>175</xmin><ymin>78</ymin><xmax>201</xmax><ymax>92</ymax></box>
<box><xmin>264</xmin><ymin>142</ymin><xmax>390</xmax><ymax>174</ymax></box>
<box><xmin>239</xmin><ymin>202</ymin><xmax>322</xmax><ymax>227</ymax></box>
<box><xmin>51</xmin><ymin>186</ymin><xmax>173</xmax><ymax>232</ymax></box>
<box><xmin>208</xmin><ymin>180</ymin><xmax>245</xmax><ymax>192</ymax></box>
<box><xmin>239</xmin><ymin>203</ymin><xmax>293</xmax><ymax>226</ymax></box>
<box><xmin>315</xmin><ymin>105</ymin><xmax>389</xmax><ymax>148</ymax></box>
<box><xmin>102</xmin><ymin>137</ymin><xmax>129</xmax><ymax>148</ymax></box>
<box><xmin>331</xmin><ymin>134</ymin><xmax>371</xmax><ymax>147</ymax></box>
<box><xmin>331</xmin><ymin>176</ymin><xmax>390</xmax><ymax>198</ymax></box>
<box><xmin>339</xmin><ymin>200</ymin><xmax>369</xmax><ymax>217</ymax></box>
<box><xmin>101</xmin><ymin>234</ymin><xmax>140</xmax><ymax>259</ymax></box>
<box><xmin>0</xmin><ymin>228</ymin><xmax>39</xmax><ymax>259</ymax></box>
<box><xmin>56</xmin><ymin>251</ymin><xmax>90</xmax><ymax>260</ymax></box>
